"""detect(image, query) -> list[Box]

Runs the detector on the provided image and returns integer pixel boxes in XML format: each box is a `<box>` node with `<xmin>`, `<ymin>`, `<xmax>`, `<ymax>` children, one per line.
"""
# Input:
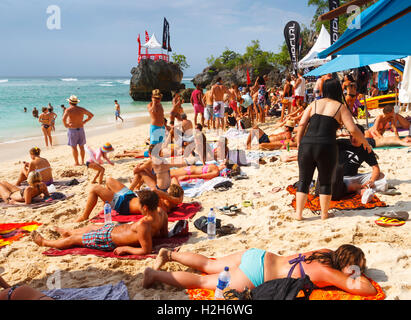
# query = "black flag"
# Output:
<box><xmin>328</xmin><ymin>0</ymin><xmax>340</xmax><ymax>46</ymax></box>
<box><xmin>162</xmin><ymin>18</ymin><xmax>172</xmax><ymax>52</ymax></box>
<box><xmin>284</xmin><ymin>21</ymin><xmax>301</xmax><ymax>75</ymax></box>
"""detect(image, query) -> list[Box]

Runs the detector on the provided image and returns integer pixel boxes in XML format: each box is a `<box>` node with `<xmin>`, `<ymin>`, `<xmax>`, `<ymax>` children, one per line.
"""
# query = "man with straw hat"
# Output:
<box><xmin>62</xmin><ymin>95</ymin><xmax>94</xmax><ymax>166</ymax></box>
<box><xmin>147</xmin><ymin>89</ymin><xmax>166</xmax><ymax>146</ymax></box>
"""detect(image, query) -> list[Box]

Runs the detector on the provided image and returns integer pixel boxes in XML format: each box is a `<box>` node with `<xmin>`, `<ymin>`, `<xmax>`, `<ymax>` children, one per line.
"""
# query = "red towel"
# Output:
<box><xmin>42</xmin><ymin>234</ymin><xmax>190</xmax><ymax>260</ymax></box>
<box><xmin>91</xmin><ymin>202</ymin><xmax>202</xmax><ymax>223</ymax></box>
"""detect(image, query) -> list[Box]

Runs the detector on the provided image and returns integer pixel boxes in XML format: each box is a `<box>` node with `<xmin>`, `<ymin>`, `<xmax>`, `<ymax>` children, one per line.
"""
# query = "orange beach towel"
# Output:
<box><xmin>186</xmin><ymin>275</ymin><xmax>385</xmax><ymax>300</ymax></box>
<box><xmin>0</xmin><ymin>222</ymin><xmax>42</xmax><ymax>248</ymax></box>
<box><xmin>286</xmin><ymin>185</ymin><xmax>387</xmax><ymax>211</ymax></box>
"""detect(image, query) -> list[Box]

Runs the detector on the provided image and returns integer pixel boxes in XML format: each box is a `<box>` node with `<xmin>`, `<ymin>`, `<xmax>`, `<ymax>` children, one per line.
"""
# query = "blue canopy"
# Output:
<box><xmin>304</xmin><ymin>54</ymin><xmax>405</xmax><ymax>77</ymax></box>
<box><xmin>318</xmin><ymin>0</ymin><xmax>411</xmax><ymax>58</ymax></box>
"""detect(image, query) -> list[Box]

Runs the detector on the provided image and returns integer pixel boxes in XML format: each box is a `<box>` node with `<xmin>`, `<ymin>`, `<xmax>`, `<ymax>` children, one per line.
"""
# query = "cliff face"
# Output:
<box><xmin>192</xmin><ymin>66</ymin><xmax>284</xmax><ymax>89</ymax></box>
<box><xmin>129</xmin><ymin>59</ymin><xmax>185</xmax><ymax>101</ymax></box>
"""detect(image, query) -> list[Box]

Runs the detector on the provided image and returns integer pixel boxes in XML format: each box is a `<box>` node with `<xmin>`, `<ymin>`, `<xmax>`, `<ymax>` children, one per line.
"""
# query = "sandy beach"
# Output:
<box><xmin>0</xmin><ymin>108</ymin><xmax>410</xmax><ymax>300</ymax></box>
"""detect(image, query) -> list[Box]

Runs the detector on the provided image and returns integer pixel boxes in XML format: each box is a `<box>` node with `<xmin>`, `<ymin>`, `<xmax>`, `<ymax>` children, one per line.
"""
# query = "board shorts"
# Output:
<box><xmin>111</xmin><ymin>187</ymin><xmax>137</xmax><ymax>215</ymax></box>
<box><xmin>343</xmin><ymin>172</ymin><xmax>388</xmax><ymax>193</ymax></box>
<box><xmin>150</xmin><ymin>124</ymin><xmax>166</xmax><ymax>145</ymax></box>
<box><xmin>259</xmin><ymin>133</ymin><xmax>270</xmax><ymax>144</ymax></box>
<box><xmin>204</xmin><ymin>105</ymin><xmax>214</xmax><ymax>120</ymax></box>
<box><xmin>293</xmin><ymin>96</ymin><xmax>304</xmax><ymax>106</ymax></box>
<box><xmin>67</xmin><ymin>128</ymin><xmax>86</xmax><ymax>147</ymax></box>
<box><xmin>82</xmin><ymin>223</ymin><xmax>117</xmax><ymax>251</ymax></box>
<box><xmin>213</xmin><ymin>101</ymin><xmax>225</xmax><ymax>118</ymax></box>
<box><xmin>193</xmin><ymin>103</ymin><xmax>204</xmax><ymax>114</ymax></box>
<box><xmin>239</xmin><ymin>248</ymin><xmax>266</xmax><ymax>288</ymax></box>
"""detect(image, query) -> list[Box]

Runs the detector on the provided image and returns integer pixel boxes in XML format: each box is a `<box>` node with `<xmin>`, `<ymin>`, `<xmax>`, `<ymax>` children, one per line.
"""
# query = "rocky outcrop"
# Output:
<box><xmin>129</xmin><ymin>59</ymin><xmax>185</xmax><ymax>101</ymax></box>
<box><xmin>192</xmin><ymin>66</ymin><xmax>284</xmax><ymax>89</ymax></box>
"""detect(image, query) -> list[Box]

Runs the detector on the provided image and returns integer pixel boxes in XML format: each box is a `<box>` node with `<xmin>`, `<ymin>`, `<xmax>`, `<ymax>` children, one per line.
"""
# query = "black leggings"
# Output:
<box><xmin>297</xmin><ymin>143</ymin><xmax>338</xmax><ymax>195</ymax></box>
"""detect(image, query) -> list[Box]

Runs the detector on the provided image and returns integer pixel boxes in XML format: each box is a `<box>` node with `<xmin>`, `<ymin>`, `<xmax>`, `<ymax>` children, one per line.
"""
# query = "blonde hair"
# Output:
<box><xmin>27</xmin><ymin>171</ymin><xmax>42</xmax><ymax>186</ymax></box>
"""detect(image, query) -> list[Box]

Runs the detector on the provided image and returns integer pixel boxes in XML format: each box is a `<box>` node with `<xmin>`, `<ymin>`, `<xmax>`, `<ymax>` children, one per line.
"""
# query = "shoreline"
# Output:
<box><xmin>0</xmin><ymin>103</ymin><xmax>194</xmax><ymax>163</ymax></box>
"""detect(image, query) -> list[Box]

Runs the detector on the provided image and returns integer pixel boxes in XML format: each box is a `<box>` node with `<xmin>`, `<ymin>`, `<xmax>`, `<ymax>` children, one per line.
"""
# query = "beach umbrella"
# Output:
<box><xmin>304</xmin><ymin>54</ymin><xmax>405</xmax><ymax>77</ymax></box>
<box><xmin>318</xmin><ymin>0</ymin><xmax>411</xmax><ymax>58</ymax></box>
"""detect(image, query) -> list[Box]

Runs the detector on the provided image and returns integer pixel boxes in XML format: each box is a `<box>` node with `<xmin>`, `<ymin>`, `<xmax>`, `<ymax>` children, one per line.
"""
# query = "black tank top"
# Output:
<box><xmin>301</xmin><ymin>100</ymin><xmax>342</xmax><ymax>144</ymax></box>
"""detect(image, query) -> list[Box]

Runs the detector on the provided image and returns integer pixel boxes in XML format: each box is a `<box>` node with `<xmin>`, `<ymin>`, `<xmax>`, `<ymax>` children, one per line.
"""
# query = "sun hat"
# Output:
<box><xmin>101</xmin><ymin>142</ymin><xmax>114</xmax><ymax>153</ymax></box>
<box><xmin>67</xmin><ymin>95</ymin><xmax>80</xmax><ymax>104</ymax></box>
<box><xmin>285</xmin><ymin>120</ymin><xmax>295</xmax><ymax>128</ymax></box>
<box><xmin>152</xmin><ymin>89</ymin><xmax>163</xmax><ymax>99</ymax></box>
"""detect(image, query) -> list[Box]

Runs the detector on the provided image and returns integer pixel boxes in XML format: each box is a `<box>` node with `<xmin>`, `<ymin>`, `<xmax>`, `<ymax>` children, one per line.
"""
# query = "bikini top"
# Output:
<box><xmin>287</xmin><ymin>254</ymin><xmax>306</xmax><ymax>278</ymax></box>
<box><xmin>301</xmin><ymin>100</ymin><xmax>342</xmax><ymax>145</ymax></box>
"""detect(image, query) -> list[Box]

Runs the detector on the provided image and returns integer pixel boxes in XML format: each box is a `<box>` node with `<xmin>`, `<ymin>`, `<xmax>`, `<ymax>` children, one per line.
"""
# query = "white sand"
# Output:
<box><xmin>0</xmin><ymin>108</ymin><xmax>410</xmax><ymax>300</ymax></box>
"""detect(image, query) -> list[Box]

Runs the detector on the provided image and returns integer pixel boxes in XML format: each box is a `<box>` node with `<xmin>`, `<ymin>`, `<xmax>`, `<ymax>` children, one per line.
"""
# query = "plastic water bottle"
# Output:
<box><xmin>207</xmin><ymin>208</ymin><xmax>216</xmax><ymax>240</ymax></box>
<box><xmin>214</xmin><ymin>266</ymin><xmax>231</xmax><ymax>299</ymax></box>
<box><xmin>103</xmin><ymin>201</ymin><xmax>112</xmax><ymax>225</ymax></box>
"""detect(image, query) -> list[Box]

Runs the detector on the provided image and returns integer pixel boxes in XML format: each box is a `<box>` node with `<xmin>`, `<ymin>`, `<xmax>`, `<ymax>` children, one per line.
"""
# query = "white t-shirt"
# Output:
<box><xmin>294</xmin><ymin>77</ymin><xmax>306</xmax><ymax>97</ymax></box>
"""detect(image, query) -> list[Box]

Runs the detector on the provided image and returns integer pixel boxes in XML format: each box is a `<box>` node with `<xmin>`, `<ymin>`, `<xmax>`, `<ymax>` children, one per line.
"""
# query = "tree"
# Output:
<box><xmin>171</xmin><ymin>53</ymin><xmax>190</xmax><ymax>70</ymax></box>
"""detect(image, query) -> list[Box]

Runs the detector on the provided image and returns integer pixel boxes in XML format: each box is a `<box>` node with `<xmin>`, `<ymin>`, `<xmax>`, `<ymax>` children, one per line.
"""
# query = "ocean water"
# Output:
<box><xmin>0</xmin><ymin>77</ymin><xmax>194</xmax><ymax>144</ymax></box>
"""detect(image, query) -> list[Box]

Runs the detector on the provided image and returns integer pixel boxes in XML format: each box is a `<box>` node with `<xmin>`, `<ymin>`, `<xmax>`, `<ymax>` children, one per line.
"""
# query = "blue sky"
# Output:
<box><xmin>0</xmin><ymin>0</ymin><xmax>316</xmax><ymax>77</ymax></box>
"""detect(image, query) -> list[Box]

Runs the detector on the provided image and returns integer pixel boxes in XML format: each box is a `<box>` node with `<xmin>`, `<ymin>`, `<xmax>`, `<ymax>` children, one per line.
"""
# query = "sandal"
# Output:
<box><xmin>217</xmin><ymin>224</ymin><xmax>237</xmax><ymax>236</ymax></box>
<box><xmin>242</xmin><ymin>200</ymin><xmax>253</xmax><ymax>208</ymax></box>
<box><xmin>375</xmin><ymin>217</ymin><xmax>405</xmax><ymax>227</ymax></box>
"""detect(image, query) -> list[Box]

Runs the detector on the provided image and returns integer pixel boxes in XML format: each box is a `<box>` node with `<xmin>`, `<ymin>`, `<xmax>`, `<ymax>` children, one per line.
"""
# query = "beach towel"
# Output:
<box><xmin>180</xmin><ymin>177</ymin><xmax>232</xmax><ymax>198</ymax></box>
<box><xmin>42</xmin><ymin>281</ymin><xmax>129</xmax><ymax>300</ymax></box>
<box><xmin>0</xmin><ymin>192</ymin><xmax>74</xmax><ymax>209</ymax></box>
<box><xmin>91</xmin><ymin>202</ymin><xmax>202</xmax><ymax>223</ymax></box>
<box><xmin>42</xmin><ymin>234</ymin><xmax>190</xmax><ymax>260</ymax></box>
<box><xmin>0</xmin><ymin>222</ymin><xmax>42</xmax><ymax>248</ymax></box>
<box><xmin>286</xmin><ymin>185</ymin><xmax>387</xmax><ymax>211</ymax></box>
<box><xmin>186</xmin><ymin>275</ymin><xmax>385</xmax><ymax>300</ymax></box>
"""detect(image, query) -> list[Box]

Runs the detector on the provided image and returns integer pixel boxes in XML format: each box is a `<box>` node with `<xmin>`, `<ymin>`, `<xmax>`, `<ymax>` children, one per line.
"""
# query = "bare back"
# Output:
<box><xmin>211</xmin><ymin>84</ymin><xmax>228</xmax><ymax>102</ymax></box>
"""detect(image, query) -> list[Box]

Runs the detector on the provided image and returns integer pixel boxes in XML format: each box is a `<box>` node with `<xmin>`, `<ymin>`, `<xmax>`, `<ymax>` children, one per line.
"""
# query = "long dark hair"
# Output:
<box><xmin>305</xmin><ymin>244</ymin><xmax>366</xmax><ymax>273</ymax></box>
<box><xmin>323</xmin><ymin>78</ymin><xmax>344</xmax><ymax>104</ymax></box>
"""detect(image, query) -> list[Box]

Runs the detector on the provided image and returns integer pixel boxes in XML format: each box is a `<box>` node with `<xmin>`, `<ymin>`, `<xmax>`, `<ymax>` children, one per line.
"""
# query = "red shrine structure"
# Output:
<box><xmin>137</xmin><ymin>32</ymin><xmax>169</xmax><ymax>63</ymax></box>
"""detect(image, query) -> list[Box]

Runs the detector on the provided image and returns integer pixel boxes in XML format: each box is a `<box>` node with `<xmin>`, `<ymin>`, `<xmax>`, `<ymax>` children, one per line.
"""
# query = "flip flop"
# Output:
<box><xmin>253</xmin><ymin>192</ymin><xmax>262</xmax><ymax>198</ymax></box>
<box><xmin>271</xmin><ymin>187</ymin><xmax>282</xmax><ymax>193</ymax></box>
<box><xmin>217</xmin><ymin>224</ymin><xmax>237</xmax><ymax>236</ymax></box>
<box><xmin>242</xmin><ymin>200</ymin><xmax>253</xmax><ymax>208</ymax></box>
<box><xmin>379</xmin><ymin>189</ymin><xmax>402</xmax><ymax>196</ymax></box>
<box><xmin>375</xmin><ymin>217</ymin><xmax>405</xmax><ymax>227</ymax></box>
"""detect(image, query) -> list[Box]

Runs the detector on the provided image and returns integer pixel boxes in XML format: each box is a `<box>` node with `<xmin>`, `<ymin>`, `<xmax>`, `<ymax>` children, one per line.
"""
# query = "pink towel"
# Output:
<box><xmin>91</xmin><ymin>202</ymin><xmax>202</xmax><ymax>223</ymax></box>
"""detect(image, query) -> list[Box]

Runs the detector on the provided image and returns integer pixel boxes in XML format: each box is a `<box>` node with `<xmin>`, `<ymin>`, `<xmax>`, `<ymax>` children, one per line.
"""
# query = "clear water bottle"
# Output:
<box><xmin>103</xmin><ymin>201</ymin><xmax>112</xmax><ymax>225</ymax></box>
<box><xmin>214</xmin><ymin>266</ymin><xmax>231</xmax><ymax>299</ymax></box>
<box><xmin>207</xmin><ymin>208</ymin><xmax>216</xmax><ymax>240</ymax></box>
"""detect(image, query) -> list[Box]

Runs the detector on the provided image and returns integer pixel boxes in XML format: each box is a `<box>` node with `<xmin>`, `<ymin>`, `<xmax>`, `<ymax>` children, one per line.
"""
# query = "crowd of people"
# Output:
<box><xmin>2</xmin><ymin>67</ymin><xmax>410</xmax><ymax>300</ymax></box>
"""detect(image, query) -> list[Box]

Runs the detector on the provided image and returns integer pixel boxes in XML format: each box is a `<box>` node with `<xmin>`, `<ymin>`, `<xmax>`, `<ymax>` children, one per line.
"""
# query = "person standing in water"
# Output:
<box><xmin>62</xmin><ymin>95</ymin><xmax>94</xmax><ymax>166</ymax></box>
<box><xmin>38</xmin><ymin>107</ymin><xmax>53</xmax><ymax>147</ymax></box>
<box><xmin>114</xmin><ymin>100</ymin><xmax>124</xmax><ymax>122</ymax></box>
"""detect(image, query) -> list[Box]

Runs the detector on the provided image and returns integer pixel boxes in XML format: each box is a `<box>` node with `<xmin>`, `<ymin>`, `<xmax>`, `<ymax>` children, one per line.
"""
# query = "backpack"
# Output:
<box><xmin>224</xmin><ymin>275</ymin><xmax>315</xmax><ymax>300</ymax></box>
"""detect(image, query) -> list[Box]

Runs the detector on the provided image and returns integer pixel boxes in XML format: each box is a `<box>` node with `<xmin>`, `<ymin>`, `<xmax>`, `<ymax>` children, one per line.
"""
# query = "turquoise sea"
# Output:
<box><xmin>0</xmin><ymin>77</ymin><xmax>194</xmax><ymax>144</ymax></box>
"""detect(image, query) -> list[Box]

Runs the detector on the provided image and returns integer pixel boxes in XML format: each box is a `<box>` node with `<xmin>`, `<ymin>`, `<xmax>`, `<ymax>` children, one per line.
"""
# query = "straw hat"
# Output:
<box><xmin>101</xmin><ymin>143</ymin><xmax>114</xmax><ymax>153</ymax></box>
<box><xmin>152</xmin><ymin>89</ymin><xmax>163</xmax><ymax>99</ymax></box>
<box><xmin>285</xmin><ymin>120</ymin><xmax>295</xmax><ymax>128</ymax></box>
<box><xmin>67</xmin><ymin>95</ymin><xmax>80</xmax><ymax>104</ymax></box>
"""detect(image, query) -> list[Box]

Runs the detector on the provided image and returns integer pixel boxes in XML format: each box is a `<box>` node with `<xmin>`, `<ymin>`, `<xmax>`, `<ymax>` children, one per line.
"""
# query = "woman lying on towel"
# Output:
<box><xmin>0</xmin><ymin>275</ymin><xmax>53</xmax><ymax>300</ymax></box>
<box><xmin>170</xmin><ymin>163</ymin><xmax>227</xmax><ymax>181</ymax></box>
<box><xmin>143</xmin><ymin>244</ymin><xmax>377</xmax><ymax>296</ymax></box>
<box><xmin>0</xmin><ymin>171</ymin><xmax>50</xmax><ymax>204</ymax></box>
<box><xmin>246</xmin><ymin>122</ymin><xmax>297</xmax><ymax>151</ymax></box>
<box><xmin>16</xmin><ymin>147</ymin><xmax>53</xmax><ymax>186</ymax></box>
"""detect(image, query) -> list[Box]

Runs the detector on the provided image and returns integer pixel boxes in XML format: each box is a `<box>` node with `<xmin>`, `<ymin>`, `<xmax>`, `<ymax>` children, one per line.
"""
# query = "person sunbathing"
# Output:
<box><xmin>143</xmin><ymin>244</ymin><xmax>377</xmax><ymax>297</ymax></box>
<box><xmin>246</xmin><ymin>123</ymin><xmax>297</xmax><ymax>150</ymax></box>
<box><xmin>170</xmin><ymin>163</ymin><xmax>225</xmax><ymax>181</ymax></box>
<box><xmin>153</xmin><ymin>183</ymin><xmax>184</xmax><ymax>213</ymax></box>
<box><xmin>365</xmin><ymin>104</ymin><xmax>408</xmax><ymax>140</ymax></box>
<box><xmin>130</xmin><ymin>144</ymin><xmax>191</xmax><ymax>192</ymax></box>
<box><xmin>0</xmin><ymin>275</ymin><xmax>53</xmax><ymax>300</ymax></box>
<box><xmin>75</xmin><ymin>176</ymin><xmax>182</xmax><ymax>222</ymax></box>
<box><xmin>0</xmin><ymin>171</ymin><xmax>50</xmax><ymax>204</ymax></box>
<box><xmin>16</xmin><ymin>147</ymin><xmax>53</xmax><ymax>186</ymax></box>
<box><xmin>34</xmin><ymin>190</ymin><xmax>168</xmax><ymax>256</ymax></box>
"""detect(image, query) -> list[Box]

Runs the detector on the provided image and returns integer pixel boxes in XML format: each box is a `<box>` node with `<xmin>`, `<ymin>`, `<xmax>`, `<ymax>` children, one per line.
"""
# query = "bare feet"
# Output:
<box><xmin>75</xmin><ymin>215</ymin><xmax>87</xmax><ymax>223</ymax></box>
<box><xmin>53</xmin><ymin>227</ymin><xmax>71</xmax><ymax>238</ymax></box>
<box><xmin>142</xmin><ymin>267</ymin><xmax>156</xmax><ymax>289</ymax></box>
<box><xmin>31</xmin><ymin>231</ymin><xmax>44</xmax><ymax>246</ymax></box>
<box><xmin>153</xmin><ymin>248</ymin><xmax>170</xmax><ymax>270</ymax></box>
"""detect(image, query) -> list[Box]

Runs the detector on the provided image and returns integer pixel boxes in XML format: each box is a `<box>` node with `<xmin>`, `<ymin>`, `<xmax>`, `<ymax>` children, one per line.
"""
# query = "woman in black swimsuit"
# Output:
<box><xmin>295</xmin><ymin>79</ymin><xmax>372</xmax><ymax>220</ymax></box>
<box><xmin>38</xmin><ymin>107</ymin><xmax>53</xmax><ymax>147</ymax></box>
